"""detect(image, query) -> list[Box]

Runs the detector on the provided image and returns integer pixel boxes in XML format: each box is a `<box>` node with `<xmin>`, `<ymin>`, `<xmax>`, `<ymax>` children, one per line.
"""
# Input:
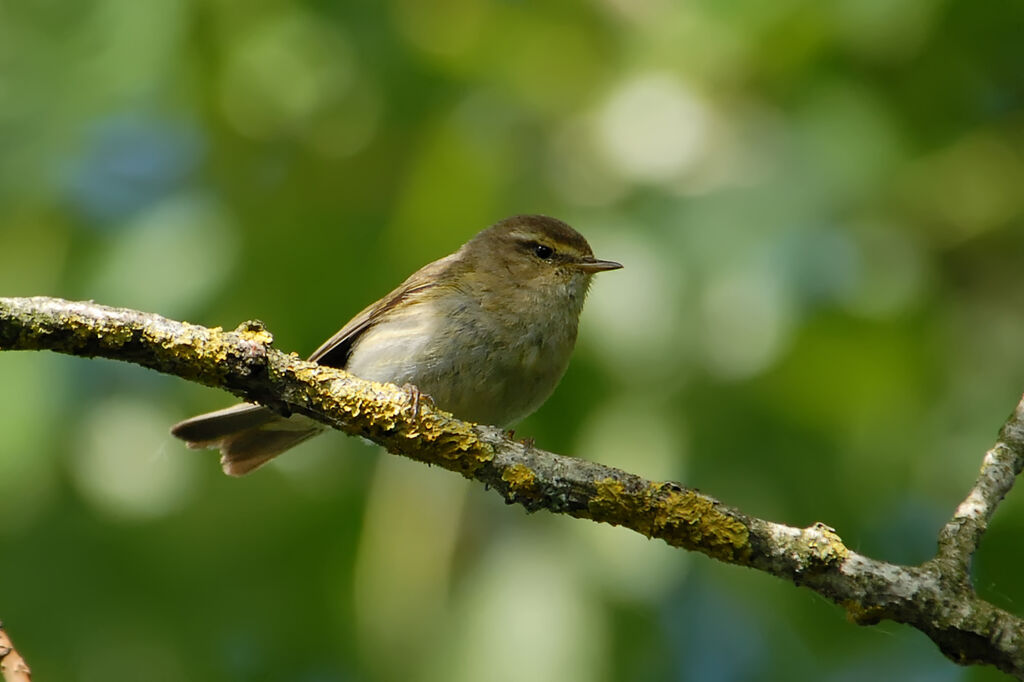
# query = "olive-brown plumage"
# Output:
<box><xmin>171</xmin><ymin>215</ymin><xmax>622</xmax><ymax>475</ymax></box>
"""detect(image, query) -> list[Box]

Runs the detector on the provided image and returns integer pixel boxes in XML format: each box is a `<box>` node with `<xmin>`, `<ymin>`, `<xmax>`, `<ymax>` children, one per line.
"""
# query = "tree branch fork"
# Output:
<box><xmin>2</xmin><ymin>296</ymin><xmax>1023</xmax><ymax>677</ymax></box>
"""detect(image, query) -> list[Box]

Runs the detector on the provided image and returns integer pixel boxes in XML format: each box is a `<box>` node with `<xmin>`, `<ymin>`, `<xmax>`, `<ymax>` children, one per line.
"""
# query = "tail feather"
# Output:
<box><xmin>170</xmin><ymin>403</ymin><xmax>277</xmax><ymax>444</ymax></box>
<box><xmin>219</xmin><ymin>427</ymin><xmax>320</xmax><ymax>476</ymax></box>
<box><xmin>171</xmin><ymin>403</ymin><xmax>322</xmax><ymax>476</ymax></box>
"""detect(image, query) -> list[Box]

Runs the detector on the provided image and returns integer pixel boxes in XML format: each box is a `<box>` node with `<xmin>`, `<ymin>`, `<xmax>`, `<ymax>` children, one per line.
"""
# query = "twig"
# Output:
<box><xmin>937</xmin><ymin>399</ymin><xmax>1024</xmax><ymax>576</ymax></box>
<box><xmin>1</xmin><ymin>296</ymin><xmax>1023</xmax><ymax>677</ymax></box>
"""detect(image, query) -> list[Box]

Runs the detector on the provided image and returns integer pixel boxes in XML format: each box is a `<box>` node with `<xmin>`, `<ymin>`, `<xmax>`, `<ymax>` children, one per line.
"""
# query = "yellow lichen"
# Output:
<box><xmin>802</xmin><ymin>522</ymin><xmax>849</xmax><ymax>567</ymax></box>
<box><xmin>234</xmin><ymin>320</ymin><xmax>274</xmax><ymax>346</ymax></box>
<box><xmin>842</xmin><ymin>600</ymin><xmax>886</xmax><ymax>625</ymax></box>
<box><xmin>587</xmin><ymin>478</ymin><xmax>636</xmax><ymax>525</ymax></box>
<box><xmin>501</xmin><ymin>463</ymin><xmax>539</xmax><ymax>501</ymax></box>
<box><xmin>587</xmin><ymin>478</ymin><xmax>751</xmax><ymax>564</ymax></box>
<box><xmin>652</xmin><ymin>483</ymin><xmax>751</xmax><ymax>563</ymax></box>
<box><xmin>290</xmin><ymin>362</ymin><xmax>494</xmax><ymax>475</ymax></box>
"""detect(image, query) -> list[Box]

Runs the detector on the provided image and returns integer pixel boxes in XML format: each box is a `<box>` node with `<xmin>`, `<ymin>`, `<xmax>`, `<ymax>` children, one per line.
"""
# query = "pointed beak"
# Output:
<box><xmin>576</xmin><ymin>257</ymin><xmax>624</xmax><ymax>273</ymax></box>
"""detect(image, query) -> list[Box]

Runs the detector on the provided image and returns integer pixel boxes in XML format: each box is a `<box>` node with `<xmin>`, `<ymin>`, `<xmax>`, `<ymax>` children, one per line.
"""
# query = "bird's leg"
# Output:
<box><xmin>504</xmin><ymin>429</ymin><xmax>535</xmax><ymax>448</ymax></box>
<box><xmin>402</xmin><ymin>384</ymin><xmax>433</xmax><ymax>420</ymax></box>
<box><xmin>403</xmin><ymin>384</ymin><xmax>422</xmax><ymax>420</ymax></box>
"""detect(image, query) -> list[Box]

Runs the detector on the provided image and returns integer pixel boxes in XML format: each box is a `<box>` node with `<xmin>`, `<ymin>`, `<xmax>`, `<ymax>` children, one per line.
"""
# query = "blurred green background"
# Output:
<box><xmin>2</xmin><ymin>0</ymin><xmax>1023</xmax><ymax>680</ymax></box>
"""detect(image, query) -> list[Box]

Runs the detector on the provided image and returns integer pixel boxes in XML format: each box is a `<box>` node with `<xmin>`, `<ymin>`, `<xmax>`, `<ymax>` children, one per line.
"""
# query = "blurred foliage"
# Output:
<box><xmin>1</xmin><ymin>0</ymin><xmax>1023</xmax><ymax>680</ymax></box>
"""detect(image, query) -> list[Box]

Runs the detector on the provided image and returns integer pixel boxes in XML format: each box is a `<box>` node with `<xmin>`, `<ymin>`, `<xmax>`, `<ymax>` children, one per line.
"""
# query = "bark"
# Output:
<box><xmin>2</xmin><ymin>296</ymin><xmax>1023</xmax><ymax>677</ymax></box>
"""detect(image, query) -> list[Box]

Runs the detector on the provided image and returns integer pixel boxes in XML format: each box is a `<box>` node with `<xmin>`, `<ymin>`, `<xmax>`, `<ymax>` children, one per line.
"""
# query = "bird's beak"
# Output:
<box><xmin>576</xmin><ymin>257</ymin><xmax>624</xmax><ymax>273</ymax></box>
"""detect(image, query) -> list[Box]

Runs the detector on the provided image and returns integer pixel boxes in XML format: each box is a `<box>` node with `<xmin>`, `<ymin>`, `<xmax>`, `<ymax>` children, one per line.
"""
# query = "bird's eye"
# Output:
<box><xmin>533</xmin><ymin>244</ymin><xmax>554</xmax><ymax>259</ymax></box>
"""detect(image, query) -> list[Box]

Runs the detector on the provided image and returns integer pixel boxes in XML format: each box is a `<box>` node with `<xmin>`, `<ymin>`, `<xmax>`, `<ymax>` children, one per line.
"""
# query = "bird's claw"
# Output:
<box><xmin>402</xmin><ymin>384</ymin><xmax>433</xmax><ymax>420</ymax></box>
<box><xmin>504</xmin><ymin>429</ymin><xmax>535</xmax><ymax>448</ymax></box>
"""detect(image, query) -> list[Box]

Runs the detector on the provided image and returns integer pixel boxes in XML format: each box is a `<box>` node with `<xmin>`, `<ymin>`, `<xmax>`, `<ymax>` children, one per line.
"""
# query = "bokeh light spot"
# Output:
<box><xmin>700</xmin><ymin>265</ymin><xmax>795</xmax><ymax>380</ymax></box>
<box><xmin>71</xmin><ymin>397</ymin><xmax>197</xmax><ymax>521</ymax></box>
<box><xmin>84</xmin><ymin>192</ymin><xmax>237</xmax><ymax>318</ymax></box>
<box><xmin>434</xmin><ymin>535</ymin><xmax>608</xmax><ymax>682</ymax></box>
<box><xmin>596</xmin><ymin>73</ymin><xmax>712</xmax><ymax>184</ymax></box>
<box><xmin>581</xmin><ymin>226</ymin><xmax>687</xmax><ymax>382</ymax></box>
<box><xmin>220</xmin><ymin>11</ymin><xmax>358</xmax><ymax>140</ymax></box>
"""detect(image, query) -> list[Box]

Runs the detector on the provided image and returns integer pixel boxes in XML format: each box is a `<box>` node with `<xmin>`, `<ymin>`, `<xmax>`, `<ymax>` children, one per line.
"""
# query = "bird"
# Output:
<box><xmin>171</xmin><ymin>214</ymin><xmax>622</xmax><ymax>475</ymax></box>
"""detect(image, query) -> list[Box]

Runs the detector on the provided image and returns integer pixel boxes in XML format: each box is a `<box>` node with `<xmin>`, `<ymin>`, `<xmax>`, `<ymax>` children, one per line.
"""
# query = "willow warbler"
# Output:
<box><xmin>171</xmin><ymin>214</ymin><xmax>622</xmax><ymax>475</ymax></box>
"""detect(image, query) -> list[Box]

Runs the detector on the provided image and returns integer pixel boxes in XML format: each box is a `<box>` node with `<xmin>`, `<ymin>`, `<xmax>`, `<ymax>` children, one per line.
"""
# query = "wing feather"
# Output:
<box><xmin>307</xmin><ymin>253</ymin><xmax>459</xmax><ymax>367</ymax></box>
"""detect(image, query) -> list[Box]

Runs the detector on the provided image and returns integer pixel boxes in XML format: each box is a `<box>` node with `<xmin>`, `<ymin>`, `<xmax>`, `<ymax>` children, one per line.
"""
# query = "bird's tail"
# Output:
<box><xmin>170</xmin><ymin>403</ymin><xmax>322</xmax><ymax>476</ymax></box>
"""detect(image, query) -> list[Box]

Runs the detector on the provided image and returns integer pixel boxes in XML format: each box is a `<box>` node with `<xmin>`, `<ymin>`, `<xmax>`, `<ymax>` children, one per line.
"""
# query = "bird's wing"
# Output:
<box><xmin>306</xmin><ymin>254</ymin><xmax>459</xmax><ymax>368</ymax></box>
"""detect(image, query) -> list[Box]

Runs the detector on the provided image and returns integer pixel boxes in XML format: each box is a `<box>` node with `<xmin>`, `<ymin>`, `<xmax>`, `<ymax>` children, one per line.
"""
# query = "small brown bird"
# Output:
<box><xmin>171</xmin><ymin>215</ymin><xmax>622</xmax><ymax>475</ymax></box>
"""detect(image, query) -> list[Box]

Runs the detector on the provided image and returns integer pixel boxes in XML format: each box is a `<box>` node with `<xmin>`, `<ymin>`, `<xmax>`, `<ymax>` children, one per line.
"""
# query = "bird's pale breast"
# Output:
<box><xmin>344</xmin><ymin>289</ymin><xmax>578</xmax><ymax>427</ymax></box>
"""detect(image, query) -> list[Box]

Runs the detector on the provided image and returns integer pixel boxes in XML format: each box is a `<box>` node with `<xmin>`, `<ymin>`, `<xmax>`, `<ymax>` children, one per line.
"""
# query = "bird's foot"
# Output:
<box><xmin>504</xmin><ymin>430</ymin><xmax>535</xmax><ymax>448</ymax></box>
<box><xmin>402</xmin><ymin>384</ymin><xmax>434</xmax><ymax>420</ymax></box>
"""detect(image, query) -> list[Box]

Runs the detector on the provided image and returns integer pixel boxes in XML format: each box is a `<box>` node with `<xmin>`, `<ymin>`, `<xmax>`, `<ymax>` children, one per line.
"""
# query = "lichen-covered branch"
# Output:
<box><xmin>0</xmin><ymin>622</ymin><xmax>32</xmax><ymax>682</ymax></box>
<box><xmin>937</xmin><ymin>399</ymin><xmax>1024</xmax><ymax>575</ymax></box>
<box><xmin>2</xmin><ymin>296</ymin><xmax>1023</xmax><ymax>678</ymax></box>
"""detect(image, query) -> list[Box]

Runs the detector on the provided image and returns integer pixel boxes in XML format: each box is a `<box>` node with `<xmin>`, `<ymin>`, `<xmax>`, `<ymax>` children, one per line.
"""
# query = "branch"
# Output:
<box><xmin>0</xmin><ymin>622</ymin><xmax>31</xmax><ymax>682</ymax></box>
<box><xmin>937</xmin><ymin>399</ymin><xmax>1024</xmax><ymax>573</ymax></box>
<box><xmin>2</xmin><ymin>296</ymin><xmax>1023</xmax><ymax>677</ymax></box>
